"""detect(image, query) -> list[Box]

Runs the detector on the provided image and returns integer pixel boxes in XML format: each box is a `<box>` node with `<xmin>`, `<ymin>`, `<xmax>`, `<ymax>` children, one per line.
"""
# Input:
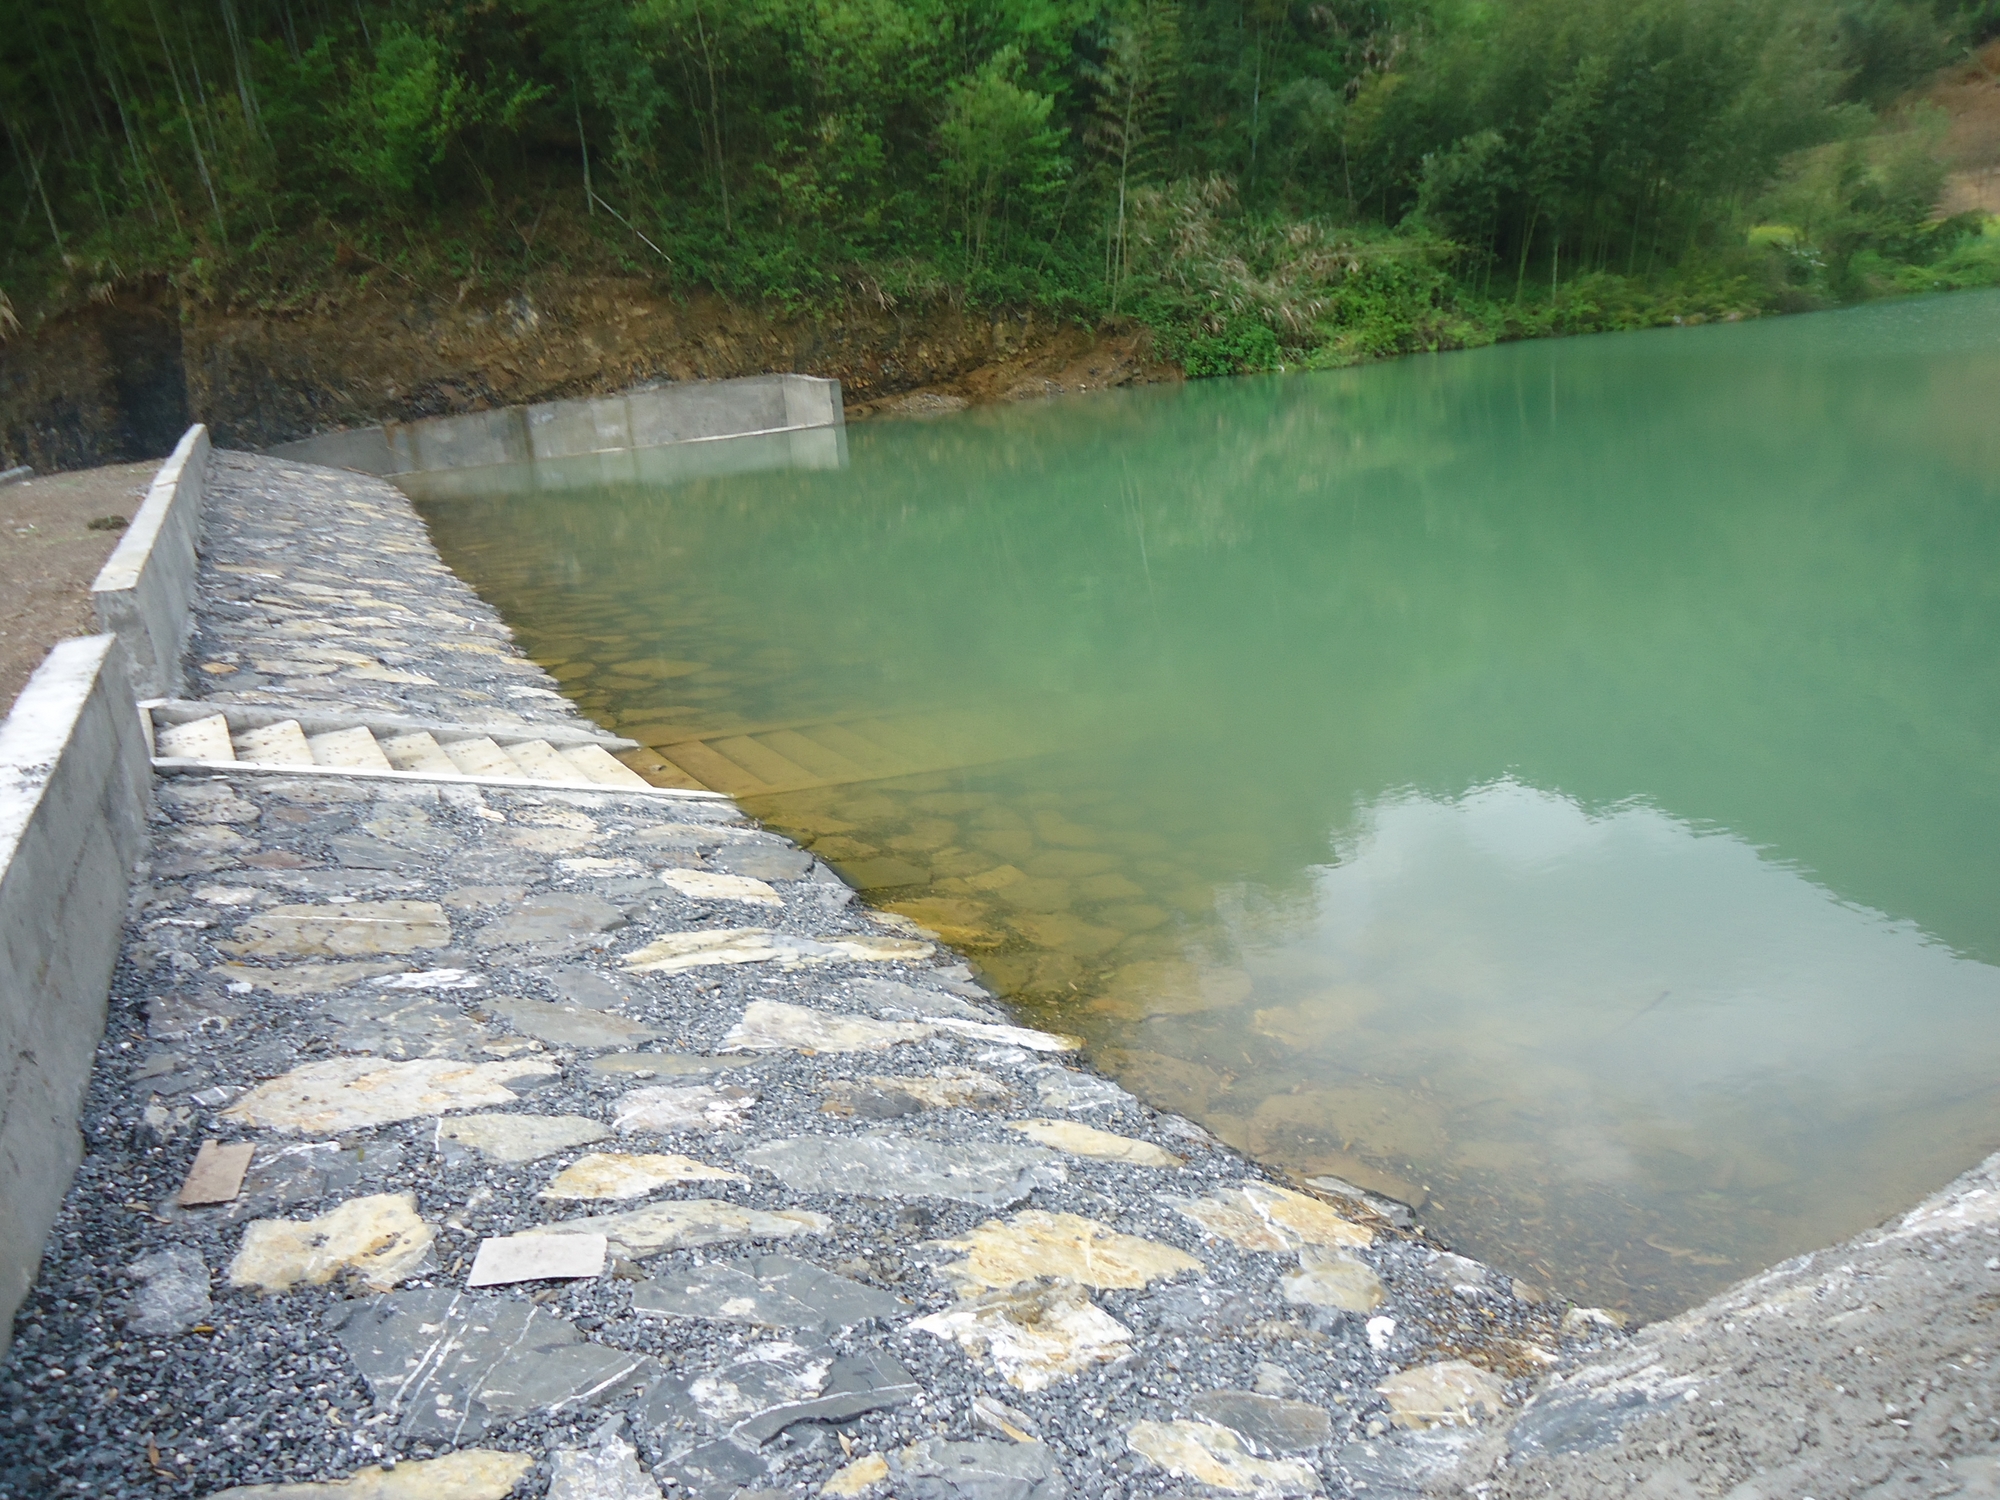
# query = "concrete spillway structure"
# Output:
<box><xmin>267</xmin><ymin>373</ymin><xmax>845</xmax><ymax>493</ymax></box>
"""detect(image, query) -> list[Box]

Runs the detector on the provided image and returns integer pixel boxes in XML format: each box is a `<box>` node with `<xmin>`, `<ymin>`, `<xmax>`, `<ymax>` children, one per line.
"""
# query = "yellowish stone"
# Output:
<box><xmin>931</xmin><ymin>1210</ymin><xmax>1201</xmax><ymax>1294</ymax></box>
<box><xmin>820</xmin><ymin>1454</ymin><xmax>890</xmax><ymax>1497</ymax></box>
<box><xmin>1003</xmin><ymin>1120</ymin><xmax>1184</xmax><ymax>1168</ymax></box>
<box><xmin>222</xmin><ymin>1057</ymin><xmax>554</xmax><ymax>1134</ymax></box>
<box><xmin>221</xmin><ymin>901</ymin><xmax>450</xmax><ymax>957</ymax></box>
<box><xmin>910</xmin><ymin>1279</ymin><xmax>1131</xmax><ymax>1392</ymax></box>
<box><xmin>1376</xmin><ymin>1360</ymin><xmax>1509</xmax><ymax>1429</ymax></box>
<box><xmin>1125</xmin><ymin>1420</ymin><xmax>1321</xmax><ymax>1495</ymax></box>
<box><xmin>882</xmin><ymin>897</ymin><xmax>1006</xmax><ymax>948</ymax></box>
<box><xmin>1281</xmin><ymin>1246</ymin><xmax>1386</xmax><ymax>1311</ymax></box>
<box><xmin>1159</xmin><ymin>1182</ymin><xmax>1373</xmax><ymax>1254</ymax></box>
<box><xmin>722</xmin><ymin>999</ymin><xmax>931</xmax><ymax>1053</ymax></box>
<box><xmin>204</xmin><ymin>1450</ymin><xmax>534</xmax><ymax>1499</ymax></box>
<box><xmin>541</xmin><ymin>1151</ymin><xmax>746</xmax><ymax>1200</ymax></box>
<box><xmin>657</xmin><ymin>869</ymin><xmax>783</xmax><ymax>906</ymax></box>
<box><xmin>228</xmin><ymin>1192</ymin><xmax>434</xmax><ymax>1293</ymax></box>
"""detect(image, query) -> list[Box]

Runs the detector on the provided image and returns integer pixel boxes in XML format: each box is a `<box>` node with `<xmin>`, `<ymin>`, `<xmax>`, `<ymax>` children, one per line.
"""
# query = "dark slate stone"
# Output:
<box><xmin>640</xmin><ymin>1344</ymin><xmax>918</xmax><ymax>1448</ymax></box>
<box><xmin>323</xmin><ymin>993</ymin><xmax>488</xmax><ymax>1059</ymax></box>
<box><xmin>709</xmin><ymin>844</ymin><xmax>813</xmax><ymax>882</ymax></box>
<box><xmin>852</xmin><ymin>977</ymin><xmax>1003</xmax><ymax>1024</ymax></box>
<box><xmin>541</xmin><ymin>966</ymin><xmax>645</xmax><ymax>1010</ymax></box>
<box><xmin>895</xmin><ymin>1437</ymin><xmax>1068</xmax><ymax>1499</ymax></box>
<box><xmin>1506</xmin><ymin>1385</ymin><xmax>1658</xmax><ymax>1458</ymax></box>
<box><xmin>653</xmin><ymin>1438</ymin><xmax>773</xmax><ymax>1500</ymax></box>
<box><xmin>330</xmin><ymin>834</ymin><xmax>414</xmax><ymax>869</ymax></box>
<box><xmin>146</xmin><ymin>990</ymin><xmax>247</xmax><ymax>1041</ymax></box>
<box><xmin>472</xmin><ymin>893</ymin><xmax>628</xmax><ymax>949</ymax></box>
<box><xmin>734</xmin><ymin>1351</ymin><xmax>920</xmax><ymax>1444</ymax></box>
<box><xmin>126</xmin><ymin>1246</ymin><xmax>211</xmax><ymax>1336</ymax></box>
<box><xmin>1189</xmin><ymin>1390</ymin><xmax>1333</xmax><ymax>1454</ymax></box>
<box><xmin>631</xmin><ymin>1254</ymin><xmax>906</xmax><ymax>1334</ymax></box>
<box><xmin>487</xmin><ymin>995</ymin><xmax>657</xmax><ymax>1049</ymax></box>
<box><xmin>329</xmin><ymin>1286</ymin><xmax>657</xmax><ymax>1440</ymax></box>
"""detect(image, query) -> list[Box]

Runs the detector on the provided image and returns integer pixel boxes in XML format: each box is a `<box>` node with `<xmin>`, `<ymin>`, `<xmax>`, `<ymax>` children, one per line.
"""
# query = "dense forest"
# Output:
<box><xmin>3</xmin><ymin>0</ymin><xmax>1997</xmax><ymax>374</ymax></box>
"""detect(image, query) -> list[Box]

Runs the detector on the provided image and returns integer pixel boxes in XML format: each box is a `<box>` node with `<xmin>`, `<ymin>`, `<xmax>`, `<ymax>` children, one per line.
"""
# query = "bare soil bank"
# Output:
<box><xmin>0</xmin><ymin>462</ymin><xmax>151</xmax><ymax>713</ymax></box>
<box><xmin>0</xmin><ymin>279</ymin><xmax>1177</xmax><ymax>475</ymax></box>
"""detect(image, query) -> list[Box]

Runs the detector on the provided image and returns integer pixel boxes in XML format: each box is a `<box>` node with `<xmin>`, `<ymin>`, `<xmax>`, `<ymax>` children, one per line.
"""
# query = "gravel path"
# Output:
<box><xmin>0</xmin><ymin>454</ymin><xmax>1609</xmax><ymax>1500</ymax></box>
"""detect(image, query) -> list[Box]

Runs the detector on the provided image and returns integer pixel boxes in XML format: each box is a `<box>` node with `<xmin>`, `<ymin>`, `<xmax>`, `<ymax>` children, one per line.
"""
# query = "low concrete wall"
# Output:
<box><xmin>90</xmin><ymin>423</ymin><xmax>212</xmax><ymax>698</ymax></box>
<box><xmin>0</xmin><ymin>636</ymin><xmax>151</xmax><ymax>1356</ymax></box>
<box><xmin>395</xmin><ymin>423</ymin><xmax>848</xmax><ymax>501</ymax></box>
<box><xmin>268</xmin><ymin>374</ymin><xmax>843</xmax><ymax>477</ymax></box>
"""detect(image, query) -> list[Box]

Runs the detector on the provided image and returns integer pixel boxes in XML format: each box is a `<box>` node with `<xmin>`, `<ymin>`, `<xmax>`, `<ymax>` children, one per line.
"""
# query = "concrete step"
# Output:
<box><xmin>155</xmin><ymin>715</ymin><xmax>235</xmax><ymax>762</ymax></box>
<box><xmin>439</xmin><ymin>736</ymin><xmax>518</xmax><ymax>778</ymax></box>
<box><xmin>559</xmin><ymin>743</ymin><xmax>651</xmax><ymax>788</ymax></box>
<box><xmin>500</xmin><ymin>738</ymin><xmax>570</xmax><ymax>780</ymax></box>
<box><xmin>307</xmin><ymin>725</ymin><xmax>393</xmax><ymax>771</ymax></box>
<box><xmin>377</xmin><ymin>730</ymin><xmax>457</xmax><ymax>773</ymax></box>
<box><xmin>232</xmin><ymin>720</ymin><xmax>314</xmax><ymax>765</ymax></box>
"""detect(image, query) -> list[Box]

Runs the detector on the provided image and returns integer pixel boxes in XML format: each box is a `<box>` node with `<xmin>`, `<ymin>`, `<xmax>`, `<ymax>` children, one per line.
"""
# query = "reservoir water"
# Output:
<box><xmin>418</xmin><ymin>290</ymin><xmax>2000</xmax><ymax>1318</ymax></box>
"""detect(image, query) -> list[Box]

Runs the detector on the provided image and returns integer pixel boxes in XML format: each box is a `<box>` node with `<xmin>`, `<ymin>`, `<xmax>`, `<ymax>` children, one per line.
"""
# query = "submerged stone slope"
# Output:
<box><xmin>0</xmin><ymin>455</ymin><xmax>1583</xmax><ymax>1499</ymax></box>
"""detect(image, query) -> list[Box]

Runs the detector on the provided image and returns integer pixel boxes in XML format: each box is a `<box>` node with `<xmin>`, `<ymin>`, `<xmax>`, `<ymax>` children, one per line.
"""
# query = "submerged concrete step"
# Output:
<box><xmin>154</xmin><ymin>715</ymin><xmax>235</xmax><ymax>762</ymax></box>
<box><xmin>559</xmin><ymin>743</ymin><xmax>651</xmax><ymax>788</ymax></box>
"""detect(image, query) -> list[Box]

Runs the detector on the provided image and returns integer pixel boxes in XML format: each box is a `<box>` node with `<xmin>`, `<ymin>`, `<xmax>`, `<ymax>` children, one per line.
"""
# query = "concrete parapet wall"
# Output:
<box><xmin>0</xmin><ymin>636</ymin><xmax>150</xmax><ymax>1356</ymax></box>
<box><xmin>91</xmin><ymin>423</ymin><xmax>212</xmax><ymax>698</ymax></box>
<box><xmin>268</xmin><ymin>374</ymin><xmax>843</xmax><ymax>477</ymax></box>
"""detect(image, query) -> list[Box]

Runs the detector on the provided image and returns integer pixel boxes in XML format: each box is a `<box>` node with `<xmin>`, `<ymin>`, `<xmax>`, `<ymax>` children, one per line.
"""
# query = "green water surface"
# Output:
<box><xmin>418</xmin><ymin>290</ymin><xmax>2000</xmax><ymax>1318</ymax></box>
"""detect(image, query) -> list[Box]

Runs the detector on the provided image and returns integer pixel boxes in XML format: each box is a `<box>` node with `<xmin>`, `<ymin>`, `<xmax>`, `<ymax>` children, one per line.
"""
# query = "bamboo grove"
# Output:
<box><xmin>4</xmin><ymin>0</ymin><xmax>1996</xmax><ymax>370</ymax></box>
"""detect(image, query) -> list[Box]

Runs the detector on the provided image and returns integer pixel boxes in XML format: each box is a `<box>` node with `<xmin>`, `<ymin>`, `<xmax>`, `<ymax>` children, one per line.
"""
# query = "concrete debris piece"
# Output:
<box><xmin>221</xmin><ymin>900</ymin><xmax>450</xmax><ymax>957</ymax></box>
<box><xmin>721</xmin><ymin>999</ymin><xmax>931</xmax><ymax>1054</ymax></box>
<box><xmin>1189</xmin><ymin>1391</ymin><xmax>1334</xmax><ymax>1455</ymax></box>
<box><xmin>205</xmin><ymin>1449</ymin><xmax>536</xmax><ymax>1499</ymax></box>
<box><xmin>330</xmin><ymin>1286</ymin><xmax>658</xmax><ymax>1440</ymax></box>
<box><xmin>523</xmin><ymin>1199</ymin><xmax>830</xmax><ymax>1257</ymax></box>
<box><xmin>621</xmin><ymin>927</ymin><xmax>932</xmax><ymax>974</ymax></box>
<box><xmin>657</xmin><ymin>868</ymin><xmax>783</xmax><ymax>906</ymax></box>
<box><xmin>892</xmin><ymin>1437</ymin><xmax>1068</xmax><ymax>1499</ymax></box>
<box><xmin>474</xmin><ymin>893</ymin><xmax>627</xmax><ymax>949</ymax></box>
<box><xmin>1033</xmin><ymin>1071</ymin><xmax>1135</xmax><ymax>1111</ymax></box>
<box><xmin>1366</xmin><ymin>1315</ymin><xmax>1398</xmax><ymax>1352</ymax></box>
<box><xmin>1160</xmin><ymin>1182</ymin><xmax>1373</xmax><ymax>1254</ymax></box>
<box><xmin>1003</xmin><ymin>1119</ymin><xmax>1183</xmax><ymax>1167</ymax></box>
<box><xmin>489</xmin><ymin>995</ymin><xmax>658</xmax><ymax>1049</ymax></box>
<box><xmin>821</xmin><ymin>1453</ymin><xmax>891</xmax><ymax>1497</ymax></box>
<box><xmin>543</xmin><ymin>1150</ymin><xmax>746</xmax><ymax>1199</ymax></box>
<box><xmin>1281</xmin><ymin>1246</ymin><xmax>1386</xmax><ymax>1312</ymax></box>
<box><xmin>436</xmin><ymin>1112</ymin><xmax>610</xmax><ymax>1164</ymax></box>
<box><xmin>613</xmin><ymin>1082</ymin><xmax>760</xmax><ymax>1133</ymax></box>
<box><xmin>821</xmin><ymin>1068</ymin><xmax>1012</xmax><ymax>1118</ymax></box>
<box><xmin>708</xmin><ymin>843</ymin><xmax>814</xmax><ymax>882</ymax></box>
<box><xmin>549</xmin><ymin>1422</ymin><xmax>665</xmax><ymax>1500</ymax></box>
<box><xmin>229</xmin><ymin>1191</ymin><xmax>435</xmax><ymax>1292</ymax></box>
<box><xmin>931</xmin><ymin>1210</ymin><xmax>1202</xmax><ymax>1293</ymax></box>
<box><xmin>631</xmin><ymin>1253</ymin><xmax>905</xmax><ymax>1333</ymax></box>
<box><xmin>178</xmin><ymin>1139</ymin><xmax>256</xmax><ymax>1206</ymax></box>
<box><xmin>1376</xmin><ymin>1360</ymin><xmax>1509</xmax><ymax>1429</ymax></box>
<box><xmin>911</xmin><ymin>1279</ymin><xmax>1133</xmax><ymax>1391</ymax></box>
<box><xmin>742</xmin><ymin>1134</ymin><xmax>1063</xmax><ymax>1207</ymax></box>
<box><xmin>467</xmin><ymin>1231</ymin><xmax>608</xmax><ymax>1286</ymax></box>
<box><xmin>127</xmin><ymin>1246</ymin><xmax>212</xmax><ymax>1335</ymax></box>
<box><xmin>1125</xmin><ymin>1419</ymin><xmax>1322</xmax><ymax>1495</ymax></box>
<box><xmin>970</xmin><ymin>1393</ymin><xmax>1043</xmax><ymax>1443</ymax></box>
<box><xmin>222</xmin><ymin>1056</ymin><xmax>556</xmax><ymax>1133</ymax></box>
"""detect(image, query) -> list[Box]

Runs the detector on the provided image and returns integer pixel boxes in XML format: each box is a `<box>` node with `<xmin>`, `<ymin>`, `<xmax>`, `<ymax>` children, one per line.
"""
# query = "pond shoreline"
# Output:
<box><xmin>1</xmin><ymin>450</ymin><xmax>1594</xmax><ymax>1499</ymax></box>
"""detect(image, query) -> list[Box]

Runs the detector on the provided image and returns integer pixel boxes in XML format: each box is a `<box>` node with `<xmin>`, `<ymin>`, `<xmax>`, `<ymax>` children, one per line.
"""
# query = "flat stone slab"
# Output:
<box><xmin>1377</xmin><ymin>1361</ymin><xmax>1508</xmax><ymax>1430</ymax></box>
<box><xmin>1126</xmin><ymin>1418</ymin><xmax>1322</xmax><ymax>1494</ymax></box>
<box><xmin>642</xmin><ymin>1343</ymin><xmax>919</xmax><ymax>1447</ymax></box>
<box><xmin>1160</xmin><ymin>1182</ymin><xmax>1374</xmax><ymax>1254</ymax></box>
<box><xmin>208</xmin><ymin>1450</ymin><xmax>536</xmax><ymax>1499</ymax></box>
<box><xmin>435</xmin><ymin>1112</ymin><xmax>610</xmax><ymax>1163</ymax></box>
<box><xmin>930</xmin><ymin>1210</ymin><xmax>1202</xmax><ymax>1293</ymax></box>
<box><xmin>1189</xmin><ymin>1390</ymin><xmax>1335</xmax><ymax>1454</ymax></box>
<box><xmin>1004</xmin><ymin>1119</ymin><xmax>1183</xmax><ymax>1167</ymax></box>
<box><xmin>488</xmin><ymin>995</ymin><xmax>658</xmax><ymax>1049</ymax></box>
<box><xmin>127</xmin><ymin>1246</ymin><xmax>211</xmax><ymax>1335</ymax></box>
<box><xmin>549</xmin><ymin>1425</ymin><xmax>663</xmax><ymax>1500</ymax></box>
<box><xmin>222</xmin><ymin>1057</ymin><xmax>556</xmax><ymax>1133</ymax></box>
<box><xmin>1033</xmin><ymin>1070</ymin><xmax>1135</xmax><ymax>1111</ymax></box>
<box><xmin>473</xmin><ymin>893</ymin><xmax>628</xmax><ymax>949</ymax></box>
<box><xmin>523</xmin><ymin>1199</ymin><xmax>830</xmax><ymax>1257</ymax></box>
<box><xmin>467</xmin><ymin>1231</ymin><xmax>607</xmax><ymax>1286</ymax></box>
<box><xmin>331</xmin><ymin>1285</ymin><xmax>658</xmax><ymax>1440</ymax></box>
<box><xmin>656</xmin><ymin>869</ymin><xmax>782</xmax><ymax>906</ymax></box>
<box><xmin>229</xmin><ymin>1192</ymin><xmax>434</xmax><ymax>1293</ymax></box>
<box><xmin>620</xmin><ymin>927</ymin><xmax>932</xmax><ymax>974</ymax></box>
<box><xmin>742</xmin><ymin>1134</ymin><xmax>1062</xmax><ymax>1207</ymax></box>
<box><xmin>820</xmin><ymin>1068</ymin><xmax>1013</xmax><ymax>1118</ymax></box>
<box><xmin>221</xmin><ymin>900</ymin><xmax>450</xmax><ymax>957</ymax></box>
<box><xmin>324</xmin><ymin>991</ymin><xmax>492</xmax><ymax>1059</ymax></box>
<box><xmin>721</xmin><ymin>999</ymin><xmax>932</xmax><ymax>1053</ymax></box>
<box><xmin>541</xmin><ymin>1151</ymin><xmax>745</xmax><ymax>1200</ymax></box>
<box><xmin>586</xmin><ymin>1051</ymin><xmax>761</xmax><ymax>1080</ymax></box>
<box><xmin>1282</xmin><ymin>1247</ymin><xmax>1386</xmax><ymax>1312</ymax></box>
<box><xmin>912</xmin><ymin>1281</ymin><xmax>1131</xmax><ymax>1392</ymax></box>
<box><xmin>709</xmin><ymin>844</ymin><xmax>814</xmax><ymax>881</ymax></box>
<box><xmin>887</xmin><ymin>1437</ymin><xmax>1068</xmax><ymax>1499</ymax></box>
<box><xmin>613</xmin><ymin>1082</ymin><xmax>759</xmax><ymax>1134</ymax></box>
<box><xmin>631</xmin><ymin>1253</ymin><xmax>906</xmax><ymax>1333</ymax></box>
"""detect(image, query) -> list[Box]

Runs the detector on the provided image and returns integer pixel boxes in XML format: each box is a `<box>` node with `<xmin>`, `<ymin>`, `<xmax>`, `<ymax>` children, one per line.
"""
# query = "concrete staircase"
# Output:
<box><xmin>147</xmin><ymin>702</ymin><xmax>671</xmax><ymax>794</ymax></box>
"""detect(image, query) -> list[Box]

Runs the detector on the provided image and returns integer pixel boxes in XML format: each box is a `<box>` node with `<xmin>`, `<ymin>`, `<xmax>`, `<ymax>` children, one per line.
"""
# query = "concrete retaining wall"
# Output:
<box><xmin>268</xmin><ymin>374</ymin><xmax>843</xmax><ymax>478</ymax></box>
<box><xmin>394</xmin><ymin>423</ymin><xmax>847</xmax><ymax>500</ymax></box>
<box><xmin>0</xmin><ymin>636</ymin><xmax>151</xmax><ymax>1356</ymax></box>
<box><xmin>90</xmin><ymin>423</ymin><xmax>212</xmax><ymax>698</ymax></box>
